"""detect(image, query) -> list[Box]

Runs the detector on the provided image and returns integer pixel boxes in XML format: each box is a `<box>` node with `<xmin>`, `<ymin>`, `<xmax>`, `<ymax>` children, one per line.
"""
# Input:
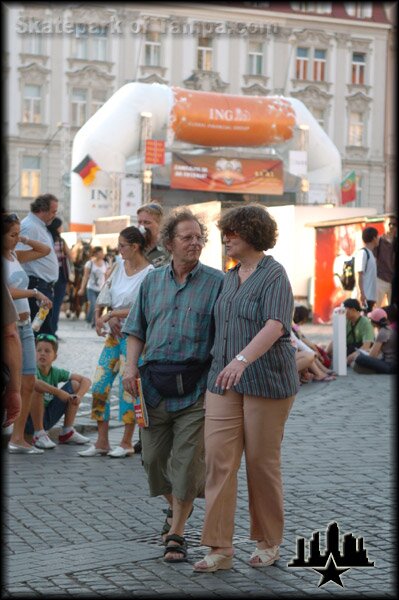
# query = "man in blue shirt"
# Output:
<box><xmin>122</xmin><ymin>209</ymin><xmax>224</xmax><ymax>564</ymax></box>
<box><xmin>17</xmin><ymin>194</ymin><xmax>59</xmax><ymax>334</ymax></box>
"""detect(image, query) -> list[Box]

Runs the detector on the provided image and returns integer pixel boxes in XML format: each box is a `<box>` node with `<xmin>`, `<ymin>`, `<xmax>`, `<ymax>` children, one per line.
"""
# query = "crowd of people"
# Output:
<box><xmin>1</xmin><ymin>195</ymin><xmax>397</xmax><ymax>571</ymax></box>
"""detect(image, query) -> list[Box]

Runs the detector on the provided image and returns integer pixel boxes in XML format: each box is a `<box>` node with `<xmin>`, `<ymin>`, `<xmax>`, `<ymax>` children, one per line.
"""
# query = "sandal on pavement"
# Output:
<box><xmin>107</xmin><ymin>446</ymin><xmax>135</xmax><ymax>458</ymax></box>
<box><xmin>193</xmin><ymin>553</ymin><xmax>233</xmax><ymax>573</ymax></box>
<box><xmin>161</xmin><ymin>506</ymin><xmax>194</xmax><ymax>537</ymax></box>
<box><xmin>77</xmin><ymin>444</ymin><xmax>110</xmax><ymax>457</ymax></box>
<box><xmin>163</xmin><ymin>534</ymin><xmax>188</xmax><ymax>563</ymax></box>
<box><xmin>249</xmin><ymin>545</ymin><xmax>279</xmax><ymax>568</ymax></box>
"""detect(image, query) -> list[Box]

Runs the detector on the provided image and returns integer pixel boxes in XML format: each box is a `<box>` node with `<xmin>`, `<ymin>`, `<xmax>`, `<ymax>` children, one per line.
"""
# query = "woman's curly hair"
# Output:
<box><xmin>218</xmin><ymin>204</ymin><xmax>278</xmax><ymax>251</ymax></box>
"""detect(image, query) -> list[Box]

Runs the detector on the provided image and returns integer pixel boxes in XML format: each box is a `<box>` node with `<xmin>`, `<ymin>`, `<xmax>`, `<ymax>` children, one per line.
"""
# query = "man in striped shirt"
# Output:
<box><xmin>122</xmin><ymin>209</ymin><xmax>224</xmax><ymax>563</ymax></box>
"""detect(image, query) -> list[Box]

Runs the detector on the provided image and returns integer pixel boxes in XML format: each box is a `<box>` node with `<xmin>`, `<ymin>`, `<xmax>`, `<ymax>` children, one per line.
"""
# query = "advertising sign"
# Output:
<box><xmin>170</xmin><ymin>153</ymin><xmax>283</xmax><ymax>195</ymax></box>
<box><xmin>170</xmin><ymin>87</ymin><xmax>296</xmax><ymax>147</ymax></box>
<box><xmin>145</xmin><ymin>140</ymin><xmax>165</xmax><ymax>165</ymax></box>
<box><xmin>120</xmin><ymin>177</ymin><xmax>142</xmax><ymax>216</ymax></box>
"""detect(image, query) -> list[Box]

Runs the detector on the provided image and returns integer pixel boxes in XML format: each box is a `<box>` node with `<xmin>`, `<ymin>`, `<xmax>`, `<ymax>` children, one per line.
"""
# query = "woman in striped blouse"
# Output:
<box><xmin>194</xmin><ymin>204</ymin><xmax>300</xmax><ymax>573</ymax></box>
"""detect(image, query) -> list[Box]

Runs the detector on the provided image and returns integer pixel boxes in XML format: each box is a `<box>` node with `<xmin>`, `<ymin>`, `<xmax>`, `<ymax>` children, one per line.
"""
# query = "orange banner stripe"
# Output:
<box><xmin>69</xmin><ymin>223</ymin><xmax>93</xmax><ymax>233</ymax></box>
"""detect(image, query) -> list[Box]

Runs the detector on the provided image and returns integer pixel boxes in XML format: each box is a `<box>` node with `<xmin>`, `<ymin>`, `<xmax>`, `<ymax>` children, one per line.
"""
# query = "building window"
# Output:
<box><xmin>22</xmin><ymin>84</ymin><xmax>42</xmax><ymax>123</ymax></box>
<box><xmin>248</xmin><ymin>41</ymin><xmax>263</xmax><ymax>75</ymax></box>
<box><xmin>348</xmin><ymin>111</ymin><xmax>364</xmax><ymax>146</ymax></box>
<box><xmin>24</xmin><ymin>35</ymin><xmax>44</xmax><ymax>55</ymax></box>
<box><xmin>351</xmin><ymin>52</ymin><xmax>366</xmax><ymax>84</ymax></box>
<box><xmin>197</xmin><ymin>37</ymin><xmax>213</xmax><ymax>71</ymax></box>
<box><xmin>291</xmin><ymin>2</ymin><xmax>332</xmax><ymax>13</ymax></box>
<box><xmin>313</xmin><ymin>49</ymin><xmax>326</xmax><ymax>82</ymax></box>
<box><xmin>91</xmin><ymin>89</ymin><xmax>107</xmax><ymax>116</ymax></box>
<box><xmin>71</xmin><ymin>88</ymin><xmax>87</xmax><ymax>127</ymax></box>
<box><xmin>296</xmin><ymin>47</ymin><xmax>309</xmax><ymax>80</ymax></box>
<box><xmin>21</xmin><ymin>156</ymin><xmax>41</xmax><ymax>197</ymax></box>
<box><xmin>344</xmin><ymin>3</ymin><xmax>372</xmax><ymax>18</ymax></box>
<box><xmin>71</xmin><ymin>24</ymin><xmax>108</xmax><ymax>60</ymax></box>
<box><xmin>92</xmin><ymin>27</ymin><xmax>108</xmax><ymax>61</ymax></box>
<box><xmin>144</xmin><ymin>32</ymin><xmax>161</xmax><ymax>66</ymax></box>
<box><xmin>72</xmin><ymin>24</ymin><xmax>88</xmax><ymax>59</ymax></box>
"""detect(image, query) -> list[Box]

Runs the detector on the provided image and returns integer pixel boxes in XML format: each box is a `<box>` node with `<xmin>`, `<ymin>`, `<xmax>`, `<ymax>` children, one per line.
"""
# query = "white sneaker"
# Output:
<box><xmin>58</xmin><ymin>429</ymin><xmax>90</xmax><ymax>445</ymax></box>
<box><xmin>33</xmin><ymin>433</ymin><xmax>56</xmax><ymax>449</ymax></box>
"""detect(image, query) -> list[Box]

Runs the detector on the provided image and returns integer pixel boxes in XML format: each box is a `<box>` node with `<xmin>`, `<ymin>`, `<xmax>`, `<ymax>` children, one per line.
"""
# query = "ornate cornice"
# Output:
<box><xmin>66</xmin><ymin>64</ymin><xmax>114</xmax><ymax>85</ymax></box>
<box><xmin>290</xmin><ymin>84</ymin><xmax>332</xmax><ymax>108</ymax></box>
<box><xmin>17</xmin><ymin>122</ymin><xmax>49</xmax><ymax>138</ymax></box>
<box><xmin>18</xmin><ymin>62</ymin><xmax>50</xmax><ymax>85</ymax></box>
<box><xmin>347</xmin><ymin>83</ymin><xmax>371</xmax><ymax>95</ymax></box>
<box><xmin>19</xmin><ymin>53</ymin><xmax>49</xmax><ymax>67</ymax></box>
<box><xmin>68</xmin><ymin>7</ymin><xmax>115</xmax><ymax>26</ymax></box>
<box><xmin>67</xmin><ymin>57</ymin><xmax>113</xmax><ymax>73</ymax></box>
<box><xmin>346</xmin><ymin>91</ymin><xmax>372</xmax><ymax>112</ymax></box>
<box><xmin>183</xmin><ymin>70</ymin><xmax>229</xmax><ymax>92</ymax></box>
<box><xmin>291</xmin><ymin>28</ymin><xmax>333</xmax><ymax>47</ymax></box>
<box><xmin>138</xmin><ymin>72</ymin><xmax>169</xmax><ymax>85</ymax></box>
<box><xmin>335</xmin><ymin>33</ymin><xmax>351</xmax><ymax>49</ymax></box>
<box><xmin>241</xmin><ymin>82</ymin><xmax>270</xmax><ymax>96</ymax></box>
<box><xmin>345</xmin><ymin>146</ymin><xmax>369</xmax><ymax>160</ymax></box>
<box><xmin>291</xmin><ymin>79</ymin><xmax>331</xmax><ymax>93</ymax></box>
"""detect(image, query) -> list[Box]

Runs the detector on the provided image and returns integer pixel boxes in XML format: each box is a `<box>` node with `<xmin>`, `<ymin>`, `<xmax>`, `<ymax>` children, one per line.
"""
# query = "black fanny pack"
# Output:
<box><xmin>143</xmin><ymin>359</ymin><xmax>211</xmax><ymax>398</ymax></box>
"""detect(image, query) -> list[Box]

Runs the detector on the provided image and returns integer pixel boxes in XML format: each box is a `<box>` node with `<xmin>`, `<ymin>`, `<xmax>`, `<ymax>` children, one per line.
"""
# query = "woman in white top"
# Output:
<box><xmin>78</xmin><ymin>225</ymin><xmax>154</xmax><ymax>458</ymax></box>
<box><xmin>2</xmin><ymin>212</ymin><xmax>52</xmax><ymax>454</ymax></box>
<box><xmin>78</xmin><ymin>246</ymin><xmax>108</xmax><ymax>327</ymax></box>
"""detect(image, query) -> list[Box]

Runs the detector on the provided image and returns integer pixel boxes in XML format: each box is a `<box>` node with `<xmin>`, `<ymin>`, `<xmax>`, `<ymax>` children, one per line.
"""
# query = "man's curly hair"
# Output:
<box><xmin>160</xmin><ymin>208</ymin><xmax>208</xmax><ymax>247</ymax></box>
<box><xmin>218</xmin><ymin>204</ymin><xmax>278</xmax><ymax>251</ymax></box>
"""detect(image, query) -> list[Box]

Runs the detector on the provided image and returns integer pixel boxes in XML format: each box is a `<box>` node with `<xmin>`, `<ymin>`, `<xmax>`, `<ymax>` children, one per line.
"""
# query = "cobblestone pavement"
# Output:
<box><xmin>2</xmin><ymin>317</ymin><xmax>396</xmax><ymax>598</ymax></box>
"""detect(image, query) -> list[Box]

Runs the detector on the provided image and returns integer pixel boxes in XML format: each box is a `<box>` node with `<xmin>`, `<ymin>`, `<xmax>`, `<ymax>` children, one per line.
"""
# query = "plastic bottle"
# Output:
<box><xmin>31</xmin><ymin>302</ymin><xmax>50</xmax><ymax>332</ymax></box>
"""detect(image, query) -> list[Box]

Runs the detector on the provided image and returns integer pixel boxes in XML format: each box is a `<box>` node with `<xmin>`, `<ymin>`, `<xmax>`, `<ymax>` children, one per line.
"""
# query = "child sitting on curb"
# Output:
<box><xmin>25</xmin><ymin>333</ymin><xmax>92</xmax><ymax>449</ymax></box>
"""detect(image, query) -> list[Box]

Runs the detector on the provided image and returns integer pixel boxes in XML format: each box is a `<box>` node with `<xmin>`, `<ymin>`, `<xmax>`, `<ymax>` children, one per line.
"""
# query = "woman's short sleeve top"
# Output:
<box><xmin>207</xmin><ymin>255</ymin><xmax>300</xmax><ymax>399</ymax></box>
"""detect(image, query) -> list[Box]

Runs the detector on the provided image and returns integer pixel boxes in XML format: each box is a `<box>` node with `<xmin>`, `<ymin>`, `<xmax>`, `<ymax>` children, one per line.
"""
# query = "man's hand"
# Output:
<box><xmin>122</xmin><ymin>366</ymin><xmax>140</xmax><ymax>397</ymax></box>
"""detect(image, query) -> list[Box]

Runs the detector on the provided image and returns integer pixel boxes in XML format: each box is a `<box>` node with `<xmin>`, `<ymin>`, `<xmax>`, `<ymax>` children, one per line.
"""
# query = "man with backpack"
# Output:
<box><xmin>354</xmin><ymin>227</ymin><xmax>379</xmax><ymax>313</ymax></box>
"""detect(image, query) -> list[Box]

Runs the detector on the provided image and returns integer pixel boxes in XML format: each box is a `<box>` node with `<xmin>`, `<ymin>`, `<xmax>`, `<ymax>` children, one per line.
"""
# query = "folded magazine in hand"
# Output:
<box><xmin>134</xmin><ymin>377</ymin><xmax>149</xmax><ymax>428</ymax></box>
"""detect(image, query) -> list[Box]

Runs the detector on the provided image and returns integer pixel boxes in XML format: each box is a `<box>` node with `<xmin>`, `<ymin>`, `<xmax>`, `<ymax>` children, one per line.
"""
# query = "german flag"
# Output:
<box><xmin>73</xmin><ymin>154</ymin><xmax>100</xmax><ymax>186</ymax></box>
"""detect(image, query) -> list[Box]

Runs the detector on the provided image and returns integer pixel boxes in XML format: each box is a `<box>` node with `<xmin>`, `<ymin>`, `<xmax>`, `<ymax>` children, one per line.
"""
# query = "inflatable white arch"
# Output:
<box><xmin>70</xmin><ymin>82</ymin><xmax>341</xmax><ymax>231</ymax></box>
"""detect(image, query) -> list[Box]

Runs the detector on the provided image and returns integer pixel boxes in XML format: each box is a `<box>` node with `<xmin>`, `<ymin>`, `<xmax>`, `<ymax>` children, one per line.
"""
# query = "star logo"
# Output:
<box><xmin>288</xmin><ymin>521</ymin><xmax>374</xmax><ymax>589</ymax></box>
<box><xmin>313</xmin><ymin>553</ymin><xmax>349</xmax><ymax>588</ymax></box>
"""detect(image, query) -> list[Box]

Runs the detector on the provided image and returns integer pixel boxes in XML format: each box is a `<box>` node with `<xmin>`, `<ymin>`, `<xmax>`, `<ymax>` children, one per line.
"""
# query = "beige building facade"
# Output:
<box><xmin>4</xmin><ymin>2</ymin><xmax>396</xmax><ymax>224</ymax></box>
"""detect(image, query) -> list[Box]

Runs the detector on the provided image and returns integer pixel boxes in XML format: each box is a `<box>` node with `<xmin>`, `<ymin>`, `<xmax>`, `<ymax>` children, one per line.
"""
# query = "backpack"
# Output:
<box><xmin>339</xmin><ymin>248</ymin><xmax>370</xmax><ymax>291</ymax></box>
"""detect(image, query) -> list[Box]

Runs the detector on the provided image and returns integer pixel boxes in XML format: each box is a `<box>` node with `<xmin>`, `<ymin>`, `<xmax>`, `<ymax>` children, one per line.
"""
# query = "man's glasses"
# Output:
<box><xmin>36</xmin><ymin>334</ymin><xmax>57</xmax><ymax>343</ymax></box>
<box><xmin>2</xmin><ymin>212</ymin><xmax>19</xmax><ymax>223</ymax></box>
<box><xmin>174</xmin><ymin>234</ymin><xmax>205</xmax><ymax>245</ymax></box>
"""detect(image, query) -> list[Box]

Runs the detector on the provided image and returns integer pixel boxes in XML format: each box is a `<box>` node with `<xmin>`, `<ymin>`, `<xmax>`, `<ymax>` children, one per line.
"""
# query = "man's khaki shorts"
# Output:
<box><xmin>141</xmin><ymin>395</ymin><xmax>205</xmax><ymax>502</ymax></box>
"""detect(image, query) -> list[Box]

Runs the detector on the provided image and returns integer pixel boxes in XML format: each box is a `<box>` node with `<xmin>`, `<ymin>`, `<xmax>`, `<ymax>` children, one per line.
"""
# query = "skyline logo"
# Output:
<box><xmin>288</xmin><ymin>521</ymin><xmax>374</xmax><ymax>588</ymax></box>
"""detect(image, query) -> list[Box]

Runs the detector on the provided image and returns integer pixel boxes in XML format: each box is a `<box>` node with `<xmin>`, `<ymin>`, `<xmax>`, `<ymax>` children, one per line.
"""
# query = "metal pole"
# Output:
<box><xmin>140</xmin><ymin>112</ymin><xmax>152</xmax><ymax>205</ymax></box>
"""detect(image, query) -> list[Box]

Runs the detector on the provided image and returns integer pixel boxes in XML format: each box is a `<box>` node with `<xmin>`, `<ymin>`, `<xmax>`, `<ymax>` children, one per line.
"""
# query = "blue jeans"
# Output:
<box><xmin>86</xmin><ymin>288</ymin><xmax>99</xmax><ymax>324</ymax></box>
<box><xmin>355</xmin><ymin>353</ymin><xmax>396</xmax><ymax>374</ymax></box>
<box><xmin>52</xmin><ymin>271</ymin><xmax>68</xmax><ymax>335</ymax></box>
<box><xmin>25</xmin><ymin>380</ymin><xmax>74</xmax><ymax>434</ymax></box>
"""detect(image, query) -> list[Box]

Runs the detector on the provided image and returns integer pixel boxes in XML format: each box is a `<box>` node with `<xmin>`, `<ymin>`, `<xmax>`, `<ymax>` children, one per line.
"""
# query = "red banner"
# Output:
<box><xmin>170</xmin><ymin>154</ymin><xmax>283</xmax><ymax>195</ymax></box>
<box><xmin>145</xmin><ymin>140</ymin><xmax>165</xmax><ymax>165</ymax></box>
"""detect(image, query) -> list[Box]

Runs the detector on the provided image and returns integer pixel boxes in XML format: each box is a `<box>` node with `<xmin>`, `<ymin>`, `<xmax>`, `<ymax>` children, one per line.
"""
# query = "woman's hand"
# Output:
<box><xmin>108</xmin><ymin>315</ymin><xmax>121</xmax><ymax>338</ymax></box>
<box><xmin>122</xmin><ymin>366</ymin><xmax>140</xmax><ymax>397</ymax></box>
<box><xmin>95</xmin><ymin>314</ymin><xmax>107</xmax><ymax>337</ymax></box>
<box><xmin>215</xmin><ymin>358</ymin><xmax>248</xmax><ymax>391</ymax></box>
<box><xmin>37</xmin><ymin>292</ymin><xmax>52</xmax><ymax>309</ymax></box>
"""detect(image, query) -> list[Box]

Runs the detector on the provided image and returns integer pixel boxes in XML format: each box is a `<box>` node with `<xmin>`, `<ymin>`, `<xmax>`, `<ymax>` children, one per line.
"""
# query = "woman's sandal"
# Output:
<box><xmin>249</xmin><ymin>545</ymin><xmax>280</xmax><ymax>568</ymax></box>
<box><xmin>161</xmin><ymin>506</ymin><xmax>194</xmax><ymax>537</ymax></box>
<box><xmin>193</xmin><ymin>553</ymin><xmax>233</xmax><ymax>573</ymax></box>
<box><xmin>163</xmin><ymin>534</ymin><xmax>188</xmax><ymax>563</ymax></box>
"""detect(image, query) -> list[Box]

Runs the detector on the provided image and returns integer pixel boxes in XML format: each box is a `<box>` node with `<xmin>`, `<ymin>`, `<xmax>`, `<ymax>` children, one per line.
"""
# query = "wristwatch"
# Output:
<box><xmin>235</xmin><ymin>354</ymin><xmax>249</xmax><ymax>364</ymax></box>
<box><xmin>32</xmin><ymin>288</ymin><xmax>38</xmax><ymax>298</ymax></box>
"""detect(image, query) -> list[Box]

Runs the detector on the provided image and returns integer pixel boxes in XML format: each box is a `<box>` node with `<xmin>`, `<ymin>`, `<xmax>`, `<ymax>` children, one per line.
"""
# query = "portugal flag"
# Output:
<box><xmin>341</xmin><ymin>170</ymin><xmax>356</xmax><ymax>204</ymax></box>
<box><xmin>73</xmin><ymin>155</ymin><xmax>100</xmax><ymax>186</ymax></box>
